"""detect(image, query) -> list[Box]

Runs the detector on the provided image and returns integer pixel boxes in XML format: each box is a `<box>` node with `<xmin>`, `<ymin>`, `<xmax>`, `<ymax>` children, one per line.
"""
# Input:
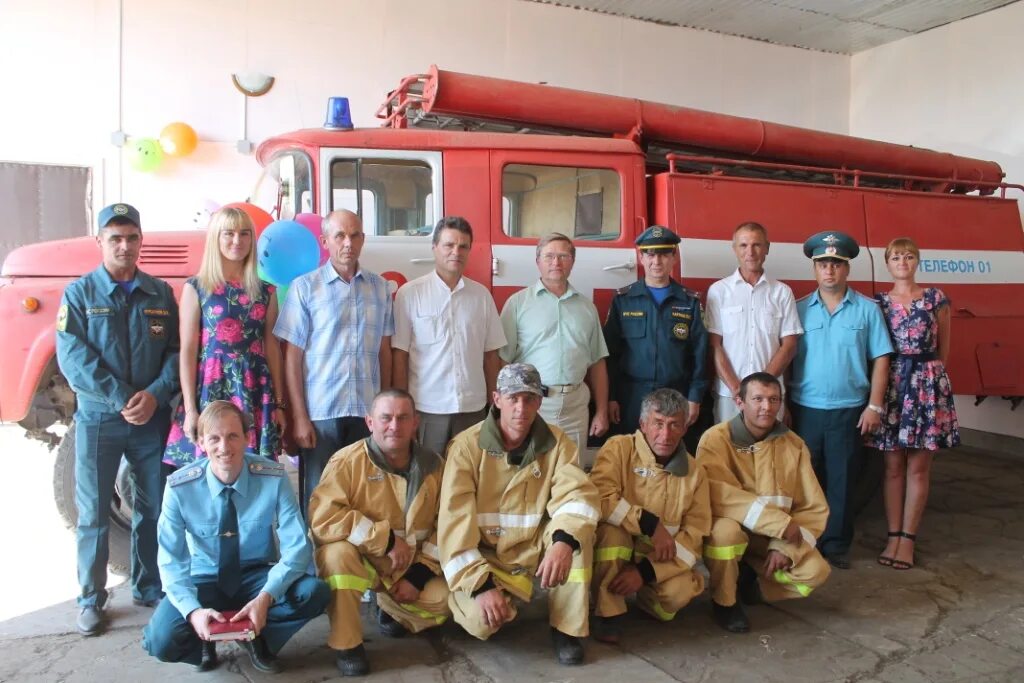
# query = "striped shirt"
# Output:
<box><xmin>274</xmin><ymin>263</ymin><xmax>394</xmax><ymax>421</ymax></box>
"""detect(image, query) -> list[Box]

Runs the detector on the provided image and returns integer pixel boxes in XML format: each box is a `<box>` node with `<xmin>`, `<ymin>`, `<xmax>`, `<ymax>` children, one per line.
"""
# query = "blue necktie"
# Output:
<box><xmin>217</xmin><ymin>487</ymin><xmax>241</xmax><ymax>596</ymax></box>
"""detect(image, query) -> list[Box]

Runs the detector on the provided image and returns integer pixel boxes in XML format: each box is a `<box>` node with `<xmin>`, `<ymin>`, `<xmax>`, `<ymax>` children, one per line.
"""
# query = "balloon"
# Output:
<box><xmin>275</xmin><ymin>284</ymin><xmax>289</xmax><ymax>307</ymax></box>
<box><xmin>221</xmin><ymin>202</ymin><xmax>273</xmax><ymax>235</ymax></box>
<box><xmin>159</xmin><ymin>122</ymin><xmax>198</xmax><ymax>157</ymax></box>
<box><xmin>257</xmin><ymin>220</ymin><xmax>321</xmax><ymax>287</ymax></box>
<box><xmin>127</xmin><ymin>138</ymin><xmax>163</xmax><ymax>172</ymax></box>
<box><xmin>293</xmin><ymin>213</ymin><xmax>328</xmax><ymax>265</ymax></box>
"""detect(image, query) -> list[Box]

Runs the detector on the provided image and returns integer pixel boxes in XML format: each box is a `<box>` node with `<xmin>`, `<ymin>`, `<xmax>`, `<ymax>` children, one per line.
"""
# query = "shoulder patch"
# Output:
<box><xmin>249</xmin><ymin>460</ymin><xmax>285</xmax><ymax>476</ymax></box>
<box><xmin>168</xmin><ymin>464</ymin><xmax>204</xmax><ymax>487</ymax></box>
<box><xmin>56</xmin><ymin>304</ymin><xmax>69</xmax><ymax>332</ymax></box>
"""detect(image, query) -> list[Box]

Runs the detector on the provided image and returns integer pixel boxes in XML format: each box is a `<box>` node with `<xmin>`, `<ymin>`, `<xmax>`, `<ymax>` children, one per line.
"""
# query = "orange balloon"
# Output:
<box><xmin>159</xmin><ymin>122</ymin><xmax>198</xmax><ymax>157</ymax></box>
<box><xmin>220</xmin><ymin>202</ymin><xmax>274</xmax><ymax>236</ymax></box>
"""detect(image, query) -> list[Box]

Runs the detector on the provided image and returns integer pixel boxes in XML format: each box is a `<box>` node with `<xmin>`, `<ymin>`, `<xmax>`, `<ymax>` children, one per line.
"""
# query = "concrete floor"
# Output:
<box><xmin>1</xmin><ymin>443</ymin><xmax>1022</xmax><ymax>682</ymax></box>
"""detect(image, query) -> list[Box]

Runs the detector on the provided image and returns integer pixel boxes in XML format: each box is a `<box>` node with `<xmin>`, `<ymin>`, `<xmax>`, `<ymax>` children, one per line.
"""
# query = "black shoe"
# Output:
<box><xmin>132</xmin><ymin>596</ymin><xmax>161</xmax><ymax>608</ymax></box>
<box><xmin>194</xmin><ymin>642</ymin><xmax>218</xmax><ymax>673</ymax></box>
<box><xmin>241</xmin><ymin>637</ymin><xmax>282</xmax><ymax>674</ymax></box>
<box><xmin>335</xmin><ymin>644</ymin><xmax>370</xmax><ymax>677</ymax></box>
<box><xmin>551</xmin><ymin>627</ymin><xmax>584</xmax><ymax>665</ymax></box>
<box><xmin>825</xmin><ymin>553</ymin><xmax>851</xmax><ymax>570</ymax></box>
<box><xmin>592</xmin><ymin>615</ymin><xmax>624</xmax><ymax>645</ymax></box>
<box><xmin>712</xmin><ymin>601</ymin><xmax>750</xmax><ymax>633</ymax></box>
<box><xmin>738</xmin><ymin>563</ymin><xmax>764</xmax><ymax>605</ymax></box>
<box><xmin>377</xmin><ymin>607</ymin><xmax>408</xmax><ymax>638</ymax></box>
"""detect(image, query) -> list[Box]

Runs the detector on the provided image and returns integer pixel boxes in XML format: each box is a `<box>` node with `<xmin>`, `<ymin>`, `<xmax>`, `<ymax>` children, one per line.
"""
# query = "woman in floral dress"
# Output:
<box><xmin>163</xmin><ymin>208</ymin><xmax>286</xmax><ymax>466</ymax></box>
<box><xmin>867</xmin><ymin>237</ymin><xmax>959</xmax><ymax>570</ymax></box>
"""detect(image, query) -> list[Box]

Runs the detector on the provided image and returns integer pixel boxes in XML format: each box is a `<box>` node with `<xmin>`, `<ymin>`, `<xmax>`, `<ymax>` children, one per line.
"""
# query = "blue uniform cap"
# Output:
<box><xmin>635</xmin><ymin>225</ymin><xmax>681</xmax><ymax>252</ymax></box>
<box><xmin>98</xmin><ymin>203</ymin><xmax>141</xmax><ymax>230</ymax></box>
<box><xmin>803</xmin><ymin>230</ymin><xmax>859</xmax><ymax>261</ymax></box>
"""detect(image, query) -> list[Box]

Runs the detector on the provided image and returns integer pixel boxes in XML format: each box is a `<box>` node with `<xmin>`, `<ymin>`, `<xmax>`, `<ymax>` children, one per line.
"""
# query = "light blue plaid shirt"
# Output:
<box><xmin>274</xmin><ymin>263</ymin><xmax>394</xmax><ymax>421</ymax></box>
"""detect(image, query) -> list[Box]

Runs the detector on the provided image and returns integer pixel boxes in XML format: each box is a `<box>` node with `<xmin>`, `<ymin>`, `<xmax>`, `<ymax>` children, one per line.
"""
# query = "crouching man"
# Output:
<box><xmin>309</xmin><ymin>389</ymin><xmax>449</xmax><ymax>677</ymax></box>
<box><xmin>439</xmin><ymin>364</ymin><xmax>600</xmax><ymax>665</ymax></box>
<box><xmin>143</xmin><ymin>401</ymin><xmax>329</xmax><ymax>674</ymax></box>
<box><xmin>589</xmin><ymin>388</ymin><xmax>710</xmax><ymax>643</ymax></box>
<box><xmin>697</xmin><ymin>372</ymin><xmax>830</xmax><ymax>633</ymax></box>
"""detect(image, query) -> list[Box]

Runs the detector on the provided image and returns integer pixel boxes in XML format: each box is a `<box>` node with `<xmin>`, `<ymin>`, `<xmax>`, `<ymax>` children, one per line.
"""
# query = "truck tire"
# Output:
<box><xmin>52</xmin><ymin>425</ymin><xmax>132</xmax><ymax>577</ymax></box>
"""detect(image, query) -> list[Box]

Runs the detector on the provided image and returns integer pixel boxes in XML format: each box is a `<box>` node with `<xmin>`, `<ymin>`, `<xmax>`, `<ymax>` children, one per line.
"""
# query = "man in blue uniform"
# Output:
<box><xmin>142</xmin><ymin>401</ymin><xmax>329</xmax><ymax>673</ymax></box>
<box><xmin>789</xmin><ymin>231</ymin><xmax>893</xmax><ymax>570</ymax></box>
<box><xmin>56</xmin><ymin>203</ymin><xmax>179</xmax><ymax>636</ymax></box>
<box><xmin>603</xmin><ymin>226</ymin><xmax>709</xmax><ymax>448</ymax></box>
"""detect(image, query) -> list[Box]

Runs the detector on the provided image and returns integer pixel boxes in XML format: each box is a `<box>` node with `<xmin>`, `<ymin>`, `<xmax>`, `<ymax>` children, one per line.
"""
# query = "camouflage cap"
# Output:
<box><xmin>496</xmin><ymin>363</ymin><xmax>544</xmax><ymax>397</ymax></box>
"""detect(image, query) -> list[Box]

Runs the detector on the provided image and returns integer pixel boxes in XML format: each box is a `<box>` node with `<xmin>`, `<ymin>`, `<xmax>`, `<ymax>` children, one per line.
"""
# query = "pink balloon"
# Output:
<box><xmin>294</xmin><ymin>213</ymin><xmax>328</xmax><ymax>265</ymax></box>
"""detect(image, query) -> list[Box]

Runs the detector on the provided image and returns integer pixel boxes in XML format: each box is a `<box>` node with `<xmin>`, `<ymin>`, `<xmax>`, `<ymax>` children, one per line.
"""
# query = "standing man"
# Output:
<box><xmin>705</xmin><ymin>222</ymin><xmax>802</xmax><ymax>423</ymax></box>
<box><xmin>439</xmin><ymin>364</ymin><xmax>600</xmax><ymax>665</ymax></box>
<box><xmin>56</xmin><ymin>203</ymin><xmax>179</xmax><ymax>636</ymax></box>
<box><xmin>590</xmin><ymin>388</ymin><xmax>710</xmax><ymax>643</ymax></box>
<box><xmin>392</xmin><ymin>216</ymin><xmax>505</xmax><ymax>455</ymax></box>
<box><xmin>274</xmin><ymin>209</ymin><xmax>394</xmax><ymax>518</ymax></box>
<box><xmin>143</xmin><ymin>401</ymin><xmax>329</xmax><ymax>674</ymax></box>
<box><xmin>698</xmin><ymin>373</ymin><xmax>831</xmax><ymax>634</ymax></box>
<box><xmin>499</xmin><ymin>233</ymin><xmax>609</xmax><ymax>456</ymax></box>
<box><xmin>789</xmin><ymin>232</ymin><xmax>893</xmax><ymax>569</ymax></box>
<box><xmin>310</xmin><ymin>389</ymin><xmax>449</xmax><ymax>677</ymax></box>
<box><xmin>603</xmin><ymin>226</ymin><xmax>708</xmax><ymax>439</ymax></box>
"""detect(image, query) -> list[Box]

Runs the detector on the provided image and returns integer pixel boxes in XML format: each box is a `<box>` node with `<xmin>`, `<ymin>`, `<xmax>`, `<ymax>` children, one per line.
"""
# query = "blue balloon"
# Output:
<box><xmin>257</xmin><ymin>220</ymin><xmax>321</xmax><ymax>287</ymax></box>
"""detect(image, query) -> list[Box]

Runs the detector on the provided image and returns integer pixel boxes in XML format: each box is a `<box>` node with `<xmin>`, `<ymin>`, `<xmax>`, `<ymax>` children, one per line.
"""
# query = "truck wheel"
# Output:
<box><xmin>52</xmin><ymin>425</ymin><xmax>132</xmax><ymax>577</ymax></box>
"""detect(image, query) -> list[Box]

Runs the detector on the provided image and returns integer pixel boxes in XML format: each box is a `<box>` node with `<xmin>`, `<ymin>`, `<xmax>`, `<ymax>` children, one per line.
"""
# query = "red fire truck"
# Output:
<box><xmin>2</xmin><ymin>66</ymin><xmax>1022</xmax><ymax>571</ymax></box>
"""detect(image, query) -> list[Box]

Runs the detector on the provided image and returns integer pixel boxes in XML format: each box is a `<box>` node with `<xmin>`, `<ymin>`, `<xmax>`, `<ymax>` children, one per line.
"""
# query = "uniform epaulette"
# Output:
<box><xmin>249</xmin><ymin>458</ymin><xmax>286</xmax><ymax>476</ymax></box>
<box><xmin>682</xmin><ymin>286</ymin><xmax>701</xmax><ymax>301</ymax></box>
<box><xmin>615</xmin><ymin>284</ymin><xmax>632</xmax><ymax>296</ymax></box>
<box><xmin>168</xmin><ymin>464</ymin><xmax>204</xmax><ymax>487</ymax></box>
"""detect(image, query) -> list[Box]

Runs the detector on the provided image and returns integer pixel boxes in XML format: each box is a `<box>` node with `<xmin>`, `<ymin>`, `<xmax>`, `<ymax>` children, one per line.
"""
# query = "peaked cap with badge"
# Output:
<box><xmin>803</xmin><ymin>231</ymin><xmax>859</xmax><ymax>261</ymax></box>
<box><xmin>98</xmin><ymin>202</ymin><xmax>142</xmax><ymax>230</ymax></box>
<box><xmin>635</xmin><ymin>225</ymin><xmax>681</xmax><ymax>252</ymax></box>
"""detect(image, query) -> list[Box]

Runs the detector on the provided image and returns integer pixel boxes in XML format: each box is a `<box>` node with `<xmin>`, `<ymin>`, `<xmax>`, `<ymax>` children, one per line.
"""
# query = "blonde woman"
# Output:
<box><xmin>164</xmin><ymin>208</ymin><xmax>286</xmax><ymax>466</ymax></box>
<box><xmin>867</xmin><ymin>237</ymin><xmax>960</xmax><ymax>570</ymax></box>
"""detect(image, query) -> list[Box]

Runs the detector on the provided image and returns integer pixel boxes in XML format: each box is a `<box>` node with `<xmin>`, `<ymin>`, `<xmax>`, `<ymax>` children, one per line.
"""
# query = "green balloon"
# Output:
<box><xmin>128</xmin><ymin>138</ymin><xmax>163</xmax><ymax>172</ymax></box>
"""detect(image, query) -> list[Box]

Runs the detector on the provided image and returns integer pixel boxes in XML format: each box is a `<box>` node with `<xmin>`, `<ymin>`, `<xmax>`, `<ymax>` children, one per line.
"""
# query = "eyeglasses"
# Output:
<box><xmin>541</xmin><ymin>253</ymin><xmax>573</xmax><ymax>262</ymax></box>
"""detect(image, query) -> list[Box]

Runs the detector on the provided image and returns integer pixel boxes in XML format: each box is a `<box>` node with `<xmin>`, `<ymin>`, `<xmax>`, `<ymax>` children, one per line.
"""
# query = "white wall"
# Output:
<box><xmin>850</xmin><ymin>1</ymin><xmax>1024</xmax><ymax>438</ymax></box>
<box><xmin>0</xmin><ymin>0</ymin><xmax>849</xmax><ymax>231</ymax></box>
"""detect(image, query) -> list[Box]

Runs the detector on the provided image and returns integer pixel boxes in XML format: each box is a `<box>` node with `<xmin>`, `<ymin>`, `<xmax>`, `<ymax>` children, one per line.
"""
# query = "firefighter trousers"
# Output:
<box><xmin>316</xmin><ymin>541</ymin><xmax>450</xmax><ymax>650</ymax></box>
<box><xmin>704</xmin><ymin>517</ymin><xmax>830</xmax><ymax>606</ymax></box>
<box><xmin>448</xmin><ymin>537</ymin><xmax>593</xmax><ymax>640</ymax></box>
<box><xmin>591</xmin><ymin>523</ymin><xmax>703</xmax><ymax>621</ymax></box>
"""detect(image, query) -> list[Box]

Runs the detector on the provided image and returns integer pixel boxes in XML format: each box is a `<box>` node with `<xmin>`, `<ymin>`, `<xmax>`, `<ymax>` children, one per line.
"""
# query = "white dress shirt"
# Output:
<box><xmin>392</xmin><ymin>271</ymin><xmax>506</xmax><ymax>414</ymax></box>
<box><xmin>705</xmin><ymin>269</ymin><xmax>803</xmax><ymax>397</ymax></box>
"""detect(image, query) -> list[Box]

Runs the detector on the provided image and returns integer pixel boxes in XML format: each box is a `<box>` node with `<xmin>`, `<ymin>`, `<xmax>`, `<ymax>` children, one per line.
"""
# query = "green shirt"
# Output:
<box><xmin>499</xmin><ymin>280</ymin><xmax>609</xmax><ymax>385</ymax></box>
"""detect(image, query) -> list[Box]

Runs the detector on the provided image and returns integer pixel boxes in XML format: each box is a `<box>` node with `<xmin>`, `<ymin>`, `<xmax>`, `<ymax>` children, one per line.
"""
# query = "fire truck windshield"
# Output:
<box><xmin>251</xmin><ymin>150</ymin><xmax>314</xmax><ymax>221</ymax></box>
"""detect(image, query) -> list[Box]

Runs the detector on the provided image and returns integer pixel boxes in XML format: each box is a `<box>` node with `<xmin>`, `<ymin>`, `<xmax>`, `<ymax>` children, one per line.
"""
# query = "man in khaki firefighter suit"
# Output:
<box><xmin>589</xmin><ymin>388</ymin><xmax>711</xmax><ymax>644</ymax></box>
<box><xmin>697</xmin><ymin>372</ymin><xmax>831</xmax><ymax>633</ymax></box>
<box><xmin>438</xmin><ymin>363</ymin><xmax>600</xmax><ymax>666</ymax></box>
<box><xmin>309</xmin><ymin>389</ymin><xmax>449</xmax><ymax>677</ymax></box>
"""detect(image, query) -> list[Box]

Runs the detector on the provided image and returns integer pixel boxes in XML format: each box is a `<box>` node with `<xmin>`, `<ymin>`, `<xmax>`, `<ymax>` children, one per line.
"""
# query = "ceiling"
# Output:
<box><xmin>526</xmin><ymin>0</ymin><xmax>1019</xmax><ymax>54</ymax></box>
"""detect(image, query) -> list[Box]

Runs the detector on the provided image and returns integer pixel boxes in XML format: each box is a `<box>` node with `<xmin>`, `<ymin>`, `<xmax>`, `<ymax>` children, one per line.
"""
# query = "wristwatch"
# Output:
<box><xmin>867</xmin><ymin>404</ymin><xmax>884</xmax><ymax>415</ymax></box>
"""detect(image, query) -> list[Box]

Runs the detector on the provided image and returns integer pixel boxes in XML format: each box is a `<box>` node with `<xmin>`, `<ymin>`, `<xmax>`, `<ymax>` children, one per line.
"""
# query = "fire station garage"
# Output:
<box><xmin>1</xmin><ymin>1</ymin><xmax>1023</xmax><ymax>681</ymax></box>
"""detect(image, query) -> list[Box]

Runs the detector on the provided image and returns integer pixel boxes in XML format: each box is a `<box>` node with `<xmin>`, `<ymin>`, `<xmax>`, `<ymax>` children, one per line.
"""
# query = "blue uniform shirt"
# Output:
<box><xmin>55</xmin><ymin>265</ymin><xmax>179</xmax><ymax>414</ymax></box>
<box><xmin>790</xmin><ymin>288</ymin><xmax>894</xmax><ymax>409</ymax></box>
<box><xmin>157</xmin><ymin>455</ymin><xmax>312</xmax><ymax>618</ymax></box>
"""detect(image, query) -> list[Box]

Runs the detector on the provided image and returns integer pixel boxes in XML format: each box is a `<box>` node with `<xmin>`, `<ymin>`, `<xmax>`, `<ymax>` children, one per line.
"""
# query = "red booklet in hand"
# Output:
<box><xmin>207</xmin><ymin>610</ymin><xmax>256</xmax><ymax>642</ymax></box>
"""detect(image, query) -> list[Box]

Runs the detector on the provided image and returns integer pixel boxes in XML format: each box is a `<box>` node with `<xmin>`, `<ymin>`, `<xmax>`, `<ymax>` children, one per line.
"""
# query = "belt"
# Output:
<box><xmin>541</xmin><ymin>383</ymin><xmax>582</xmax><ymax>397</ymax></box>
<box><xmin>895</xmin><ymin>351</ymin><xmax>937</xmax><ymax>400</ymax></box>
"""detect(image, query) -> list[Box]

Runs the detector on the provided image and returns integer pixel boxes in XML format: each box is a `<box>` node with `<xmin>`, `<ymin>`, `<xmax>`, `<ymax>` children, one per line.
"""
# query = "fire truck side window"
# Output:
<box><xmin>330</xmin><ymin>158</ymin><xmax>435</xmax><ymax>237</ymax></box>
<box><xmin>502</xmin><ymin>164</ymin><xmax>621</xmax><ymax>241</ymax></box>
<box><xmin>251</xmin><ymin>151</ymin><xmax>313</xmax><ymax>220</ymax></box>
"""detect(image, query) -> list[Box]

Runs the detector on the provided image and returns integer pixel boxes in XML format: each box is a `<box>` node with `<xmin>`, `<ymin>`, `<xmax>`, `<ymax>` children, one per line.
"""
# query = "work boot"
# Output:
<box><xmin>132</xmin><ymin>596</ymin><xmax>161</xmax><ymax>608</ymax></box>
<box><xmin>241</xmin><ymin>637</ymin><xmax>282</xmax><ymax>674</ymax></box>
<box><xmin>591</xmin><ymin>615</ymin><xmax>624</xmax><ymax>645</ymax></box>
<box><xmin>551</xmin><ymin>627</ymin><xmax>584</xmax><ymax>665</ymax></box>
<box><xmin>825</xmin><ymin>553</ymin><xmax>851</xmax><ymax>570</ymax></box>
<box><xmin>712</xmin><ymin>601</ymin><xmax>750</xmax><ymax>633</ymax></box>
<box><xmin>738</xmin><ymin>562</ymin><xmax>764</xmax><ymax>605</ymax></box>
<box><xmin>336</xmin><ymin>644</ymin><xmax>370</xmax><ymax>677</ymax></box>
<box><xmin>194</xmin><ymin>642</ymin><xmax>218</xmax><ymax>673</ymax></box>
<box><xmin>76</xmin><ymin>606</ymin><xmax>104</xmax><ymax>637</ymax></box>
<box><xmin>377</xmin><ymin>608</ymin><xmax>408</xmax><ymax>638</ymax></box>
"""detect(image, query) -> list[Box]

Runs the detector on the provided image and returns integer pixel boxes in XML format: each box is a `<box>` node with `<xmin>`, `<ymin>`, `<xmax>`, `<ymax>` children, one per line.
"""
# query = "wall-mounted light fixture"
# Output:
<box><xmin>231</xmin><ymin>72</ymin><xmax>275</xmax><ymax>154</ymax></box>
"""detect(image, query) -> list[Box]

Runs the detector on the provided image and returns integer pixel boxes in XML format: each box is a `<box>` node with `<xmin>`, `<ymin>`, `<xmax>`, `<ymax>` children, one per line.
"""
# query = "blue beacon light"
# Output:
<box><xmin>324</xmin><ymin>97</ymin><xmax>354</xmax><ymax>130</ymax></box>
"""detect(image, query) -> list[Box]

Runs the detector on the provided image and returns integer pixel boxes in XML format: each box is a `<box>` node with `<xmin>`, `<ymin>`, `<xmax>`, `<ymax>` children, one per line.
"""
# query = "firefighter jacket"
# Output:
<box><xmin>591</xmin><ymin>431</ymin><xmax>710</xmax><ymax>572</ymax></box>
<box><xmin>438</xmin><ymin>409</ymin><xmax>600</xmax><ymax>601</ymax></box>
<box><xmin>696</xmin><ymin>415</ymin><xmax>828</xmax><ymax>564</ymax></box>
<box><xmin>309</xmin><ymin>437</ymin><xmax>444</xmax><ymax>577</ymax></box>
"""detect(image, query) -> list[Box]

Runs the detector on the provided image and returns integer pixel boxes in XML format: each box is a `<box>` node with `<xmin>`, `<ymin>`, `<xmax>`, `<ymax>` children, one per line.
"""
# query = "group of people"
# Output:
<box><xmin>54</xmin><ymin>201</ymin><xmax>960</xmax><ymax>675</ymax></box>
